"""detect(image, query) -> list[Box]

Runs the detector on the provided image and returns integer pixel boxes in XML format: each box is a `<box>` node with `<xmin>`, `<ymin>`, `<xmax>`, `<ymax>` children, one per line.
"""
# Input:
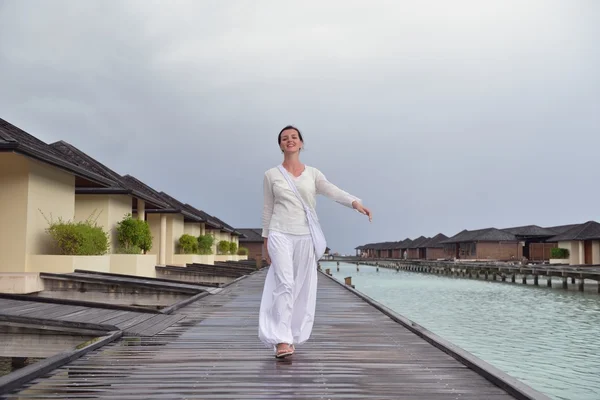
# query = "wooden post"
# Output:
<box><xmin>511</xmin><ymin>274</ymin><xmax>516</xmax><ymax>283</ymax></box>
<box><xmin>255</xmin><ymin>256</ymin><xmax>262</xmax><ymax>270</ymax></box>
<box><xmin>547</xmin><ymin>276</ymin><xmax>552</xmax><ymax>287</ymax></box>
<box><xmin>562</xmin><ymin>276</ymin><xmax>568</xmax><ymax>289</ymax></box>
<box><xmin>579</xmin><ymin>278</ymin><xmax>584</xmax><ymax>292</ymax></box>
<box><xmin>572</xmin><ymin>277</ymin><xmax>576</xmax><ymax>284</ymax></box>
<box><xmin>344</xmin><ymin>276</ymin><xmax>354</xmax><ymax>288</ymax></box>
<box><xmin>501</xmin><ymin>274</ymin><xmax>506</xmax><ymax>282</ymax></box>
<box><xmin>533</xmin><ymin>274</ymin><xmax>539</xmax><ymax>286</ymax></box>
<box><xmin>522</xmin><ymin>275</ymin><xmax>527</xmax><ymax>285</ymax></box>
<box><xmin>12</xmin><ymin>357</ymin><xmax>26</xmax><ymax>370</ymax></box>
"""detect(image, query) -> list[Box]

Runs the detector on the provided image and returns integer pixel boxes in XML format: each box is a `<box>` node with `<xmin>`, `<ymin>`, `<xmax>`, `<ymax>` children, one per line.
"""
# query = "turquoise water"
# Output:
<box><xmin>322</xmin><ymin>262</ymin><xmax>600</xmax><ymax>400</ymax></box>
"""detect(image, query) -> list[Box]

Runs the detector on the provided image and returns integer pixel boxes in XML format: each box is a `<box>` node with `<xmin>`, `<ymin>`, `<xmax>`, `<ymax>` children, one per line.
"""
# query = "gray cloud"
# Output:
<box><xmin>1</xmin><ymin>0</ymin><xmax>598</xmax><ymax>253</ymax></box>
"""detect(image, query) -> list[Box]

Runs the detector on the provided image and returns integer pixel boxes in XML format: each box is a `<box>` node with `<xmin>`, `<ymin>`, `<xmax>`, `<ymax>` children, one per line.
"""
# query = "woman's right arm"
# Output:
<box><xmin>261</xmin><ymin>173</ymin><xmax>274</xmax><ymax>262</ymax></box>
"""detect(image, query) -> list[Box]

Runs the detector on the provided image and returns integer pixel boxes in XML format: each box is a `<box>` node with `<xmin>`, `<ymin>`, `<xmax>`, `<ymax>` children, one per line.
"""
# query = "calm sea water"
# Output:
<box><xmin>322</xmin><ymin>262</ymin><xmax>600</xmax><ymax>400</ymax></box>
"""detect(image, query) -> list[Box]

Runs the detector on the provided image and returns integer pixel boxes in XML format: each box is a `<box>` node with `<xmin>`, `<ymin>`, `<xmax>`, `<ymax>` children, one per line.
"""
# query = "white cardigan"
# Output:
<box><xmin>261</xmin><ymin>165</ymin><xmax>361</xmax><ymax>238</ymax></box>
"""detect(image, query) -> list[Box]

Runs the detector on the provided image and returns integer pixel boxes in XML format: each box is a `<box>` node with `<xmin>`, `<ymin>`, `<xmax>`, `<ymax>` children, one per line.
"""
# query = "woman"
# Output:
<box><xmin>258</xmin><ymin>125</ymin><xmax>372</xmax><ymax>358</ymax></box>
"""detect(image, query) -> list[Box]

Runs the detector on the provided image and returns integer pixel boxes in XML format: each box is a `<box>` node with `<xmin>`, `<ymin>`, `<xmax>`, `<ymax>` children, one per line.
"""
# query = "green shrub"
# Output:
<box><xmin>116</xmin><ymin>214</ymin><xmax>153</xmax><ymax>253</ymax></box>
<box><xmin>229</xmin><ymin>242</ymin><xmax>238</xmax><ymax>255</ymax></box>
<box><xmin>237</xmin><ymin>246</ymin><xmax>249</xmax><ymax>256</ymax></box>
<box><xmin>44</xmin><ymin>211</ymin><xmax>109</xmax><ymax>256</ymax></box>
<box><xmin>551</xmin><ymin>247</ymin><xmax>570</xmax><ymax>259</ymax></box>
<box><xmin>179</xmin><ymin>234</ymin><xmax>199</xmax><ymax>254</ymax></box>
<box><xmin>198</xmin><ymin>234</ymin><xmax>215</xmax><ymax>255</ymax></box>
<box><xmin>116</xmin><ymin>246</ymin><xmax>143</xmax><ymax>254</ymax></box>
<box><xmin>218</xmin><ymin>240</ymin><xmax>231</xmax><ymax>255</ymax></box>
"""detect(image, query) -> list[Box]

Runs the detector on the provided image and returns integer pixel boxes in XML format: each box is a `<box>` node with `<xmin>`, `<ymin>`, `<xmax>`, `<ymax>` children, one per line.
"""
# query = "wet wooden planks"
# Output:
<box><xmin>0</xmin><ymin>298</ymin><xmax>184</xmax><ymax>337</ymax></box>
<box><xmin>1</xmin><ymin>269</ymin><xmax>539</xmax><ymax>399</ymax></box>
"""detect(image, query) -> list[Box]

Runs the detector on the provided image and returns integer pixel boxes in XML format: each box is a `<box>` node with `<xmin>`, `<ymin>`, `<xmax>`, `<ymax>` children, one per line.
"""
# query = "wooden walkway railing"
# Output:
<box><xmin>1</xmin><ymin>269</ymin><xmax>551</xmax><ymax>399</ymax></box>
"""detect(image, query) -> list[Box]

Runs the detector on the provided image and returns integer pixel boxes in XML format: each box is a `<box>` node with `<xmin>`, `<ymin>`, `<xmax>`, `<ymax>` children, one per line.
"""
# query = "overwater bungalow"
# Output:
<box><xmin>418</xmin><ymin>233</ymin><xmax>449</xmax><ymax>260</ymax></box>
<box><xmin>546</xmin><ymin>221</ymin><xmax>600</xmax><ymax>265</ymax></box>
<box><xmin>440</xmin><ymin>228</ymin><xmax>521</xmax><ymax>261</ymax></box>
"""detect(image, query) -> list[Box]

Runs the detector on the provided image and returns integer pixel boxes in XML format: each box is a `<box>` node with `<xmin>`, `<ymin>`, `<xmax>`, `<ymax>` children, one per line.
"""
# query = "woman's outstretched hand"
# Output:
<box><xmin>352</xmin><ymin>201</ymin><xmax>372</xmax><ymax>222</ymax></box>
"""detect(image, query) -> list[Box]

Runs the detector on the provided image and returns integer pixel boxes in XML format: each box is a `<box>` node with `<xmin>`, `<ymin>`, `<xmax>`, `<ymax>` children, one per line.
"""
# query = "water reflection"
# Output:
<box><xmin>323</xmin><ymin>262</ymin><xmax>600</xmax><ymax>400</ymax></box>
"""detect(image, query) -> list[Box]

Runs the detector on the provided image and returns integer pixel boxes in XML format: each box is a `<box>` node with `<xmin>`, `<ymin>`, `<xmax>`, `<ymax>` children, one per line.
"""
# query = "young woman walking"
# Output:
<box><xmin>258</xmin><ymin>125</ymin><xmax>372</xmax><ymax>358</ymax></box>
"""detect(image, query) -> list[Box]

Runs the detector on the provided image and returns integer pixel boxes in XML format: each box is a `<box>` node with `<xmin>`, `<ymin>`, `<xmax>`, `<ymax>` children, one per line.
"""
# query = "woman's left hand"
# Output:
<box><xmin>352</xmin><ymin>201</ymin><xmax>372</xmax><ymax>222</ymax></box>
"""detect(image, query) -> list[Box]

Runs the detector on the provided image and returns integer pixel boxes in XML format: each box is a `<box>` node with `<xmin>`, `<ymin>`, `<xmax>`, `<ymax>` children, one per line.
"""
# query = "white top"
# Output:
<box><xmin>262</xmin><ymin>165</ymin><xmax>361</xmax><ymax>238</ymax></box>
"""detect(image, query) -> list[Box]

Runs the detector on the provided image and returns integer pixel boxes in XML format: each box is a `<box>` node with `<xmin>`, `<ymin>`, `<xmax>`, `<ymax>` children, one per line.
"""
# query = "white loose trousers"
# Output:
<box><xmin>258</xmin><ymin>231</ymin><xmax>318</xmax><ymax>350</ymax></box>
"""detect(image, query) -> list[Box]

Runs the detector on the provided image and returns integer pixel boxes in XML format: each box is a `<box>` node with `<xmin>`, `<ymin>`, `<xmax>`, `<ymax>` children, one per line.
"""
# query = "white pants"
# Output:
<box><xmin>258</xmin><ymin>231</ymin><xmax>318</xmax><ymax>350</ymax></box>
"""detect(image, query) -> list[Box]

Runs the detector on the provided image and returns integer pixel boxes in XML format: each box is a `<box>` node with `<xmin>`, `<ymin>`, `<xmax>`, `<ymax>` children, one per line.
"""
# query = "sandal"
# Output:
<box><xmin>275</xmin><ymin>343</ymin><xmax>294</xmax><ymax>358</ymax></box>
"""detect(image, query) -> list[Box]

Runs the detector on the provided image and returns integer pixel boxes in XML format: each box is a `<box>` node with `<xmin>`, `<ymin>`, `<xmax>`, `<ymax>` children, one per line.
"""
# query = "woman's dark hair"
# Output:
<box><xmin>278</xmin><ymin>125</ymin><xmax>304</xmax><ymax>145</ymax></box>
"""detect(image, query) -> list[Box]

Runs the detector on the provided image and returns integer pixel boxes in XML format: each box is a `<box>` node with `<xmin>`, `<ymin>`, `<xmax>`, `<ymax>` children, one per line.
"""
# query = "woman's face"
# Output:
<box><xmin>279</xmin><ymin>129</ymin><xmax>302</xmax><ymax>153</ymax></box>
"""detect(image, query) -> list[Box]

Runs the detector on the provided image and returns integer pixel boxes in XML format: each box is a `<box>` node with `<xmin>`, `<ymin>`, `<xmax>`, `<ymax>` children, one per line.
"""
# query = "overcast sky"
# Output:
<box><xmin>1</xmin><ymin>1</ymin><xmax>598</xmax><ymax>253</ymax></box>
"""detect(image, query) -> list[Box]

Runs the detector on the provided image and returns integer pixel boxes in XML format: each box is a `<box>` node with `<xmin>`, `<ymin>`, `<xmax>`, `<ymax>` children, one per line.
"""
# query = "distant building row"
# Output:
<box><xmin>0</xmin><ymin>117</ymin><xmax>248</xmax><ymax>282</ymax></box>
<box><xmin>355</xmin><ymin>222</ymin><xmax>600</xmax><ymax>266</ymax></box>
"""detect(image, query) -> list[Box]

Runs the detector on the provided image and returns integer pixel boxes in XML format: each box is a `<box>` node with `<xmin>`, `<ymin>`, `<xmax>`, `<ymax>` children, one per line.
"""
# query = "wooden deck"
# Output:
<box><xmin>0</xmin><ymin>298</ymin><xmax>185</xmax><ymax>337</ymax></box>
<box><xmin>1</xmin><ymin>269</ymin><xmax>549</xmax><ymax>399</ymax></box>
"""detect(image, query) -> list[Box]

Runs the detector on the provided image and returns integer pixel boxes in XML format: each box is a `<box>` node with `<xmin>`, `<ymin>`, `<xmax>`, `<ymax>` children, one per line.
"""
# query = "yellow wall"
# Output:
<box><xmin>0</xmin><ymin>154</ymin><xmax>29</xmax><ymax>272</ymax></box>
<box><xmin>147</xmin><ymin>214</ymin><xmax>161</xmax><ymax>257</ymax></box>
<box><xmin>206</xmin><ymin>228</ymin><xmax>222</xmax><ymax>254</ymax></box>
<box><xmin>110</xmin><ymin>254</ymin><xmax>157</xmax><ymax>277</ymax></box>
<box><xmin>27</xmin><ymin>159</ymin><xmax>75</xmax><ymax>255</ymax></box>
<box><xmin>593</xmin><ymin>241</ymin><xmax>600</xmax><ymax>264</ymax></box>
<box><xmin>208</xmin><ymin>230</ymin><xmax>238</xmax><ymax>254</ymax></box>
<box><xmin>168</xmin><ymin>214</ymin><xmax>185</xmax><ymax>260</ymax></box>
<box><xmin>28</xmin><ymin>255</ymin><xmax>110</xmax><ymax>273</ymax></box>
<box><xmin>147</xmin><ymin>213</ymin><xmax>185</xmax><ymax>264</ymax></box>
<box><xmin>74</xmin><ymin>194</ymin><xmax>132</xmax><ymax>253</ymax></box>
<box><xmin>558</xmin><ymin>241</ymin><xmax>580</xmax><ymax>265</ymax></box>
<box><xmin>184</xmin><ymin>222</ymin><xmax>201</xmax><ymax>237</ymax></box>
<box><xmin>0</xmin><ymin>154</ymin><xmax>76</xmax><ymax>273</ymax></box>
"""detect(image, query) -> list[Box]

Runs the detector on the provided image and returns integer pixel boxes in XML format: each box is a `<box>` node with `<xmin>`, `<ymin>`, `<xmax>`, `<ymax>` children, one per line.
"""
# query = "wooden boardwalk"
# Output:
<box><xmin>362</xmin><ymin>259</ymin><xmax>600</xmax><ymax>293</ymax></box>
<box><xmin>2</xmin><ymin>269</ymin><xmax>548</xmax><ymax>399</ymax></box>
<box><xmin>0</xmin><ymin>298</ymin><xmax>184</xmax><ymax>337</ymax></box>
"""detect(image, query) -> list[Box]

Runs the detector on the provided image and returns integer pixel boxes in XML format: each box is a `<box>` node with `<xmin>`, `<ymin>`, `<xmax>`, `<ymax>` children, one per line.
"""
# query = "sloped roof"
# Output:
<box><xmin>208</xmin><ymin>214</ymin><xmax>240</xmax><ymax>235</ymax></box>
<box><xmin>155</xmin><ymin>191</ymin><xmax>208</xmax><ymax>223</ymax></box>
<box><xmin>50</xmin><ymin>140</ymin><xmax>167</xmax><ymax>208</ymax></box>
<box><xmin>396</xmin><ymin>238</ymin><xmax>414</xmax><ymax>249</ymax></box>
<box><xmin>121</xmin><ymin>175</ymin><xmax>176</xmax><ymax>211</ymax></box>
<box><xmin>547</xmin><ymin>221</ymin><xmax>600</xmax><ymax>242</ymax></box>
<box><xmin>238</xmin><ymin>229</ymin><xmax>263</xmax><ymax>243</ymax></box>
<box><xmin>544</xmin><ymin>223</ymin><xmax>581</xmax><ymax>234</ymax></box>
<box><xmin>0</xmin><ymin>118</ymin><xmax>114</xmax><ymax>186</ymax></box>
<box><xmin>420</xmin><ymin>233</ymin><xmax>449</xmax><ymax>248</ymax></box>
<box><xmin>441</xmin><ymin>227</ymin><xmax>518</xmax><ymax>243</ymax></box>
<box><xmin>356</xmin><ymin>243</ymin><xmax>377</xmax><ymax>250</ymax></box>
<box><xmin>380</xmin><ymin>241</ymin><xmax>398</xmax><ymax>250</ymax></box>
<box><xmin>408</xmin><ymin>236</ymin><xmax>429</xmax><ymax>248</ymax></box>
<box><xmin>183</xmin><ymin>203</ymin><xmax>226</xmax><ymax>230</ymax></box>
<box><xmin>501</xmin><ymin>225</ymin><xmax>558</xmax><ymax>237</ymax></box>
